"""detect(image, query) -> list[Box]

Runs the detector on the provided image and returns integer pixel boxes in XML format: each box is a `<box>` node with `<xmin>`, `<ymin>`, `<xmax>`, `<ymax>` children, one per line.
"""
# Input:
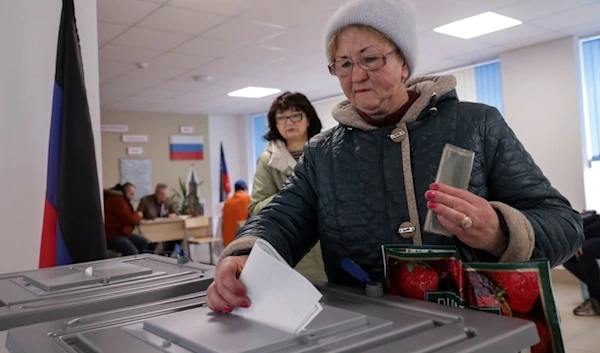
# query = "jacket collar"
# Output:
<box><xmin>103</xmin><ymin>188</ymin><xmax>124</xmax><ymax>199</ymax></box>
<box><xmin>268</xmin><ymin>140</ymin><xmax>296</xmax><ymax>173</ymax></box>
<box><xmin>332</xmin><ymin>75</ymin><xmax>457</xmax><ymax>131</ymax></box>
<box><xmin>233</xmin><ymin>190</ymin><xmax>248</xmax><ymax>198</ymax></box>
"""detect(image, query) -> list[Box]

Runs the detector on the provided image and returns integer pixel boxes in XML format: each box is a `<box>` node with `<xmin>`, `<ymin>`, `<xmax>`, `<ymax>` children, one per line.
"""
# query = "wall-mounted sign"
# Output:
<box><xmin>122</xmin><ymin>134</ymin><xmax>148</xmax><ymax>143</ymax></box>
<box><xmin>180</xmin><ymin>126</ymin><xmax>194</xmax><ymax>134</ymax></box>
<box><xmin>127</xmin><ymin>146</ymin><xmax>143</xmax><ymax>155</ymax></box>
<box><xmin>101</xmin><ymin>124</ymin><xmax>128</xmax><ymax>133</ymax></box>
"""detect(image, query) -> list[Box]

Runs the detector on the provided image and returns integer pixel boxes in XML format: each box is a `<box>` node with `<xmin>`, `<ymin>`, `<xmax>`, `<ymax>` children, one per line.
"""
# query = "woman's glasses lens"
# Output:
<box><xmin>276</xmin><ymin>113</ymin><xmax>303</xmax><ymax>125</ymax></box>
<box><xmin>330</xmin><ymin>48</ymin><xmax>388</xmax><ymax>76</ymax></box>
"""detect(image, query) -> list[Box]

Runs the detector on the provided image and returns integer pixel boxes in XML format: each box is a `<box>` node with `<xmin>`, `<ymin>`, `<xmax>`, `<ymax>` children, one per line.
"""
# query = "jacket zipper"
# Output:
<box><xmin>380</xmin><ymin>135</ymin><xmax>392</xmax><ymax>245</ymax></box>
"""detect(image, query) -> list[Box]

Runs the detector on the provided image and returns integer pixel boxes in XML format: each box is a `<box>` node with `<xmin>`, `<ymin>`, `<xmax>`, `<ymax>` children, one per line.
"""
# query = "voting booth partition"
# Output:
<box><xmin>1</xmin><ymin>257</ymin><xmax>539</xmax><ymax>353</ymax></box>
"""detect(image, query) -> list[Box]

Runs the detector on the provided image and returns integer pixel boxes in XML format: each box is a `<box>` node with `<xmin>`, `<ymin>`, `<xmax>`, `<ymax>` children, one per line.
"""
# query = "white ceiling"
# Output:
<box><xmin>97</xmin><ymin>0</ymin><xmax>600</xmax><ymax>116</ymax></box>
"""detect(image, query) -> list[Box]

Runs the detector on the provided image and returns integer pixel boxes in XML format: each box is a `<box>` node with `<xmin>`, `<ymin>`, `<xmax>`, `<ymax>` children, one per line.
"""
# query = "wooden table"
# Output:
<box><xmin>138</xmin><ymin>218</ymin><xmax>188</xmax><ymax>254</ymax></box>
<box><xmin>138</xmin><ymin>218</ymin><xmax>186</xmax><ymax>242</ymax></box>
<box><xmin>185</xmin><ymin>217</ymin><xmax>211</xmax><ymax>238</ymax></box>
<box><xmin>138</xmin><ymin>216</ymin><xmax>219</xmax><ymax>264</ymax></box>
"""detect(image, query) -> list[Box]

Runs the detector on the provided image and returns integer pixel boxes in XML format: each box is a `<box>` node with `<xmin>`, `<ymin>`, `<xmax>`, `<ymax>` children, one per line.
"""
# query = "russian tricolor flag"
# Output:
<box><xmin>170</xmin><ymin>135</ymin><xmax>204</xmax><ymax>160</ymax></box>
<box><xmin>39</xmin><ymin>0</ymin><xmax>106</xmax><ymax>268</ymax></box>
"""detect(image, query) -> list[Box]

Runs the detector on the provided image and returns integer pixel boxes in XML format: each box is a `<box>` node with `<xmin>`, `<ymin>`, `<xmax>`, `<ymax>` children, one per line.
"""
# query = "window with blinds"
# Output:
<box><xmin>449</xmin><ymin>61</ymin><xmax>504</xmax><ymax>115</ymax></box>
<box><xmin>581</xmin><ymin>37</ymin><xmax>600</xmax><ymax>161</ymax></box>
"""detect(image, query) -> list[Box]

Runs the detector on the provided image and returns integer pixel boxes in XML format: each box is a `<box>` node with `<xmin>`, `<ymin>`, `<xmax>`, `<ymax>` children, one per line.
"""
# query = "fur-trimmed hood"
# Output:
<box><xmin>103</xmin><ymin>187</ymin><xmax>127</xmax><ymax>202</ymax></box>
<box><xmin>332</xmin><ymin>75</ymin><xmax>457</xmax><ymax>130</ymax></box>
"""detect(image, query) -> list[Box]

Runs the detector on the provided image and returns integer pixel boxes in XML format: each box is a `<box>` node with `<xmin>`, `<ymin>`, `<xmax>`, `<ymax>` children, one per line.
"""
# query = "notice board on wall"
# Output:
<box><xmin>119</xmin><ymin>158</ymin><xmax>152</xmax><ymax>201</ymax></box>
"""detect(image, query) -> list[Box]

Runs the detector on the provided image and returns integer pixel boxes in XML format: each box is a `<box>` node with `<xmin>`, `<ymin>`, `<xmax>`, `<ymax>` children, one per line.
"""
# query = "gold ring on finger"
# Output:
<box><xmin>460</xmin><ymin>216</ymin><xmax>473</xmax><ymax>229</ymax></box>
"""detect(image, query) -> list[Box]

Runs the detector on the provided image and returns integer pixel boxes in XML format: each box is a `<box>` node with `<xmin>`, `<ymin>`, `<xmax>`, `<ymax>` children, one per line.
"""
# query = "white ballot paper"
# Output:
<box><xmin>231</xmin><ymin>238</ymin><xmax>323</xmax><ymax>333</ymax></box>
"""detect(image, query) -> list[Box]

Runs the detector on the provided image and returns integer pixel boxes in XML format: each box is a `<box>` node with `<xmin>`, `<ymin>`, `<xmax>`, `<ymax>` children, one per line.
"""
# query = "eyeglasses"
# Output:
<box><xmin>275</xmin><ymin>112</ymin><xmax>304</xmax><ymax>125</ymax></box>
<box><xmin>328</xmin><ymin>48</ymin><xmax>398</xmax><ymax>77</ymax></box>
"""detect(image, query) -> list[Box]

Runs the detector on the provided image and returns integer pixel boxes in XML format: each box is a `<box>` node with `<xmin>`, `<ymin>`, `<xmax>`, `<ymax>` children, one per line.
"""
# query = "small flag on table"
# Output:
<box><xmin>170</xmin><ymin>135</ymin><xmax>204</xmax><ymax>160</ymax></box>
<box><xmin>174</xmin><ymin>243</ymin><xmax>185</xmax><ymax>257</ymax></box>
<box><xmin>39</xmin><ymin>0</ymin><xmax>107</xmax><ymax>268</ymax></box>
<box><xmin>173</xmin><ymin>243</ymin><xmax>190</xmax><ymax>264</ymax></box>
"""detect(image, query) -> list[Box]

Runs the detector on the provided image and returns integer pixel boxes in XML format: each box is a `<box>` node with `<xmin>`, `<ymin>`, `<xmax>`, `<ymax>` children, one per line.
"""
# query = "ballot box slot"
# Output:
<box><xmin>51</xmin><ymin>292</ymin><xmax>206</xmax><ymax>332</ymax></box>
<box><xmin>20</xmin><ymin>262</ymin><xmax>154</xmax><ymax>292</ymax></box>
<box><xmin>119</xmin><ymin>256</ymin><xmax>212</xmax><ymax>273</ymax></box>
<box><xmin>13</xmin><ymin>271</ymin><xmax>167</xmax><ymax>297</ymax></box>
<box><xmin>48</xmin><ymin>303</ymin><xmax>208</xmax><ymax>337</ymax></box>
<box><xmin>63</xmin><ymin>335</ymin><xmax>103</xmax><ymax>353</ymax></box>
<box><xmin>72</xmin><ymin>262</ymin><xmax>153</xmax><ymax>280</ymax></box>
<box><xmin>118</xmin><ymin>305</ymin><xmax>443</xmax><ymax>353</ymax></box>
<box><xmin>13</xmin><ymin>276</ymin><xmax>205</xmax><ymax>311</ymax></box>
<box><xmin>7</xmin><ymin>270</ymin><xmax>199</xmax><ymax>303</ymax></box>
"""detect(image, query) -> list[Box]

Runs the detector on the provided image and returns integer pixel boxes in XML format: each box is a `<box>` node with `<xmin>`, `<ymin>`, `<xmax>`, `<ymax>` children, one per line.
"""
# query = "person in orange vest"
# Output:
<box><xmin>222</xmin><ymin>180</ymin><xmax>251</xmax><ymax>247</ymax></box>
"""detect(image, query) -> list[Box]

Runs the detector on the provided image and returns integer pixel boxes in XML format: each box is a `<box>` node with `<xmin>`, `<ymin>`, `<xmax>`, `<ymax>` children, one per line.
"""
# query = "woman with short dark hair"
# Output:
<box><xmin>263</xmin><ymin>92</ymin><xmax>323</xmax><ymax>143</ymax></box>
<box><xmin>249</xmin><ymin>91</ymin><xmax>325</xmax><ymax>281</ymax></box>
<box><xmin>249</xmin><ymin>92</ymin><xmax>322</xmax><ymax>215</ymax></box>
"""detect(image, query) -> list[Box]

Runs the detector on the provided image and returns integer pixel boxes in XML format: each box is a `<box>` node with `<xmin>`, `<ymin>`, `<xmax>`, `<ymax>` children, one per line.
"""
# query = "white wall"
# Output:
<box><xmin>208</xmin><ymin>115</ymin><xmax>248</xmax><ymax>217</ymax></box>
<box><xmin>243</xmin><ymin>115</ymin><xmax>257</xmax><ymax>191</ymax></box>
<box><xmin>242</xmin><ymin>114</ymin><xmax>270</xmax><ymax>193</ymax></box>
<box><xmin>500</xmin><ymin>37</ymin><xmax>587</xmax><ymax>210</ymax></box>
<box><xmin>585</xmin><ymin>162</ymin><xmax>600</xmax><ymax>210</ymax></box>
<box><xmin>313</xmin><ymin>95</ymin><xmax>344</xmax><ymax>131</ymax></box>
<box><xmin>0</xmin><ymin>0</ymin><xmax>101</xmax><ymax>274</ymax></box>
<box><xmin>452</xmin><ymin>67</ymin><xmax>478</xmax><ymax>103</ymax></box>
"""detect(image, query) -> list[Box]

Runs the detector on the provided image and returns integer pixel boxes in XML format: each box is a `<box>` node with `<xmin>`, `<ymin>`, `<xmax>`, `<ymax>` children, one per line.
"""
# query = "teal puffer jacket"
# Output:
<box><xmin>224</xmin><ymin>75</ymin><xmax>583</xmax><ymax>287</ymax></box>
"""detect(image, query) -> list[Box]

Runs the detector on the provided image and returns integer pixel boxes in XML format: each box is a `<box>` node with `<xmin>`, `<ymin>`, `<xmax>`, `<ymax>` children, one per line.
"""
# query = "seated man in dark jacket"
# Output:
<box><xmin>563</xmin><ymin>210</ymin><xmax>600</xmax><ymax>316</ymax></box>
<box><xmin>137</xmin><ymin>183</ymin><xmax>178</xmax><ymax>219</ymax></box>
<box><xmin>137</xmin><ymin>183</ymin><xmax>179</xmax><ymax>253</ymax></box>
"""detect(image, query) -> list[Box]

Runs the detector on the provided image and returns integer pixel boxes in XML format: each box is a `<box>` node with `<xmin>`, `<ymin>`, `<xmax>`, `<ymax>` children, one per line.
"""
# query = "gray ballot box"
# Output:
<box><xmin>0</xmin><ymin>254</ymin><xmax>214</xmax><ymax>330</ymax></box>
<box><xmin>5</xmin><ymin>282</ymin><xmax>539</xmax><ymax>353</ymax></box>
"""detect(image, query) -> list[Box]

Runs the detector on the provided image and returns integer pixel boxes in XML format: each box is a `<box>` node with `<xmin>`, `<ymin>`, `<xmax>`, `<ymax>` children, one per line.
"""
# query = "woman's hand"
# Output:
<box><xmin>425</xmin><ymin>183</ymin><xmax>507</xmax><ymax>257</ymax></box>
<box><xmin>206</xmin><ymin>255</ymin><xmax>251</xmax><ymax>313</ymax></box>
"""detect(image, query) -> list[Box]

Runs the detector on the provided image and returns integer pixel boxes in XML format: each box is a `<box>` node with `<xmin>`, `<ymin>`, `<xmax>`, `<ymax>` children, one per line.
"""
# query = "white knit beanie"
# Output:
<box><xmin>325</xmin><ymin>0</ymin><xmax>417</xmax><ymax>75</ymax></box>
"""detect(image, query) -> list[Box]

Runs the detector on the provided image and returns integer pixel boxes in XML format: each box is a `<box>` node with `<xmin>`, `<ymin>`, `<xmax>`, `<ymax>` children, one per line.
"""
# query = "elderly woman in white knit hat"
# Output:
<box><xmin>206</xmin><ymin>0</ymin><xmax>582</xmax><ymax>312</ymax></box>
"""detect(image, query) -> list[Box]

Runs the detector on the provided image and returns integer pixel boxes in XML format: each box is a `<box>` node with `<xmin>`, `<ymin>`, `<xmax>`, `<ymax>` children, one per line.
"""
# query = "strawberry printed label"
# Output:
<box><xmin>383</xmin><ymin>245</ymin><xmax>564</xmax><ymax>353</ymax></box>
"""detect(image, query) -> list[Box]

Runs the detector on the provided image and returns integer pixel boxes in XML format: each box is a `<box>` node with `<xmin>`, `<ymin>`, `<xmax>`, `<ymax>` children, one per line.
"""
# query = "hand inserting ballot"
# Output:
<box><xmin>206</xmin><ymin>255</ymin><xmax>251</xmax><ymax>313</ymax></box>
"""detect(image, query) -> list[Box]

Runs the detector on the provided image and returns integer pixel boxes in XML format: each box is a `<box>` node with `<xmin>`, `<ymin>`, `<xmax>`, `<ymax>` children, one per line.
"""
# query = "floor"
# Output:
<box><xmin>189</xmin><ymin>241</ymin><xmax>222</xmax><ymax>264</ymax></box>
<box><xmin>0</xmin><ymin>282</ymin><xmax>596</xmax><ymax>352</ymax></box>
<box><xmin>553</xmin><ymin>282</ymin><xmax>600</xmax><ymax>353</ymax></box>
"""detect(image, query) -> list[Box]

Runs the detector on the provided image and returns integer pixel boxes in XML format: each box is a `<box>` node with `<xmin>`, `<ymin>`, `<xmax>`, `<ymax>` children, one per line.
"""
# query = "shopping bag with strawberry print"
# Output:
<box><xmin>383</xmin><ymin>245</ymin><xmax>564</xmax><ymax>353</ymax></box>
